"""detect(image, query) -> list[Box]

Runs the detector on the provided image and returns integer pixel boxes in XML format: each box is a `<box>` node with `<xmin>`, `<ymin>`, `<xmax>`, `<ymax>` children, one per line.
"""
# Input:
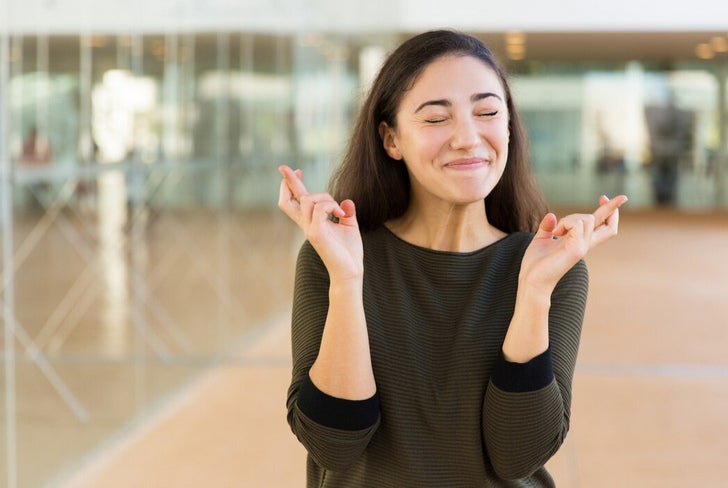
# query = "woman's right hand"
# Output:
<box><xmin>278</xmin><ymin>165</ymin><xmax>364</xmax><ymax>282</ymax></box>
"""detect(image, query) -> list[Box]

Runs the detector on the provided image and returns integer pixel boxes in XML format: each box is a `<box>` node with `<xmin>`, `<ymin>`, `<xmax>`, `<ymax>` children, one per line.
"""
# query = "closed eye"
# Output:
<box><xmin>478</xmin><ymin>111</ymin><xmax>498</xmax><ymax>117</ymax></box>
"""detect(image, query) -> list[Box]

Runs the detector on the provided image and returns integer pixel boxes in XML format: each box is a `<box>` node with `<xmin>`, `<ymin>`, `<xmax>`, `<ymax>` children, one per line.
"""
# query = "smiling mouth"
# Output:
<box><xmin>445</xmin><ymin>158</ymin><xmax>489</xmax><ymax>169</ymax></box>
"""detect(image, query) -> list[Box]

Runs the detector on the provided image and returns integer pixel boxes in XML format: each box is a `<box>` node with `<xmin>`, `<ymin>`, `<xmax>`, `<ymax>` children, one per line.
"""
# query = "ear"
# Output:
<box><xmin>378</xmin><ymin>121</ymin><xmax>403</xmax><ymax>160</ymax></box>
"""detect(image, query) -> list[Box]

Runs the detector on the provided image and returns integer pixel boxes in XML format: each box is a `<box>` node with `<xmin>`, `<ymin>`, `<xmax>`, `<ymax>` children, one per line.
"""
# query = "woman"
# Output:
<box><xmin>278</xmin><ymin>29</ymin><xmax>627</xmax><ymax>487</ymax></box>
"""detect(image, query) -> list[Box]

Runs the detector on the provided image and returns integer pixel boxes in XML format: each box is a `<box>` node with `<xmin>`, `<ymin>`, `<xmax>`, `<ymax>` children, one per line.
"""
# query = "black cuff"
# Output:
<box><xmin>491</xmin><ymin>348</ymin><xmax>554</xmax><ymax>393</ymax></box>
<box><xmin>297</xmin><ymin>374</ymin><xmax>380</xmax><ymax>431</ymax></box>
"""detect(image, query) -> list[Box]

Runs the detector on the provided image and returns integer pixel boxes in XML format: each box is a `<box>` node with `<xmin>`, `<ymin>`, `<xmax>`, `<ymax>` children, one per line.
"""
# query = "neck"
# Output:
<box><xmin>386</xmin><ymin>201</ymin><xmax>506</xmax><ymax>253</ymax></box>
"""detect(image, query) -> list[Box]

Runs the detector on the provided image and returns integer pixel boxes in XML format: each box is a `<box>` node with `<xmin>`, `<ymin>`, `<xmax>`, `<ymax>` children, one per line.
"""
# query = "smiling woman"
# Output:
<box><xmin>378</xmin><ymin>55</ymin><xmax>511</xmax><ymax>240</ymax></box>
<box><xmin>278</xmin><ymin>29</ymin><xmax>626</xmax><ymax>487</ymax></box>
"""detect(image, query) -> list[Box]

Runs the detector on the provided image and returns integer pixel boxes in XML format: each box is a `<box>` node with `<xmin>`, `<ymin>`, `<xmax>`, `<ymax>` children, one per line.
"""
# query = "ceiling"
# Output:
<box><xmin>473</xmin><ymin>30</ymin><xmax>728</xmax><ymax>63</ymax></box>
<box><xmin>12</xmin><ymin>30</ymin><xmax>728</xmax><ymax>76</ymax></box>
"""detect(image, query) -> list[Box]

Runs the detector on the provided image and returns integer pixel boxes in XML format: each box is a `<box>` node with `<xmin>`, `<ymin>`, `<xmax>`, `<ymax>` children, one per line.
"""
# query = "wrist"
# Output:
<box><xmin>517</xmin><ymin>273</ymin><xmax>555</xmax><ymax>301</ymax></box>
<box><xmin>329</xmin><ymin>276</ymin><xmax>364</xmax><ymax>298</ymax></box>
<box><xmin>503</xmin><ymin>285</ymin><xmax>551</xmax><ymax>363</ymax></box>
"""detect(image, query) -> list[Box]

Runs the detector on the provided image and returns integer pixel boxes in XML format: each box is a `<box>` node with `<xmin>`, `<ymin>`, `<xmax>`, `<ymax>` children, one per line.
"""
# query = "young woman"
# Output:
<box><xmin>278</xmin><ymin>29</ymin><xmax>627</xmax><ymax>487</ymax></box>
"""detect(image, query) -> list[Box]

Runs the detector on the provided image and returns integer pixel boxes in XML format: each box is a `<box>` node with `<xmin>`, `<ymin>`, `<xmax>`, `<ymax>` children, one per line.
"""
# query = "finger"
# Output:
<box><xmin>307</xmin><ymin>200</ymin><xmax>349</xmax><ymax>236</ymax></box>
<box><xmin>336</xmin><ymin>199</ymin><xmax>358</xmax><ymax>226</ymax></box>
<box><xmin>278</xmin><ymin>165</ymin><xmax>309</xmax><ymax>201</ymax></box>
<box><xmin>278</xmin><ymin>177</ymin><xmax>302</xmax><ymax>223</ymax></box>
<box><xmin>590</xmin><ymin>195</ymin><xmax>628</xmax><ymax>247</ymax></box>
<box><xmin>299</xmin><ymin>192</ymin><xmax>336</xmax><ymax>209</ymax></box>
<box><xmin>298</xmin><ymin>192</ymin><xmax>341</xmax><ymax>226</ymax></box>
<box><xmin>592</xmin><ymin>204</ymin><xmax>621</xmax><ymax>247</ymax></box>
<box><xmin>553</xmin><ymin>213</ymin><xmax>594</xmax><ymax>238</ymax></box>
<box><xmin>535</xmin><ymin>212</ymin><xmax>558</xmax><ymax>238</ymax></box>
<box><xmin>309</xmin><ymin>199</ymin><xmax>341</xmax><ymax>221</ymax></box>
<box><xmin>592</xmin><ymin>194</ymin><xmax>628</xmax><ymax>228</ymax></box>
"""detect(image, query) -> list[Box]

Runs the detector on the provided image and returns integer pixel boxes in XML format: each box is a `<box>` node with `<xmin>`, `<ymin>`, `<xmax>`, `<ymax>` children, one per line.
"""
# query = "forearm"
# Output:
<box><xmin>483</xmin><ymin>378</ymin><xmax>565</xmax><ymax>479</ymax></box>
<box><xmin>501</xmin><ymin>282</ymin><xmax>552</xmax><ymax>363</ymax></box>
<box><xmin>308</xmin><ymin>277</ymin><xmax>376</xmax><ymax>400</ymax></box>
<box><xmin>485</xmin><ymin>261</ymin><xmax>588</xmax><ymax>478</ymax></box>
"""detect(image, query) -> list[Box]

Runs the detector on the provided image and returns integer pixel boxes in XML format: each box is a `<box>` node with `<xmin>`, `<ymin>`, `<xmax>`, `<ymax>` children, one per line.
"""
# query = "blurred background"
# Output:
<box><xmin>1</xmin><ymin>1</ymin><xmax>727</xmax><ymax>487</ymax></box>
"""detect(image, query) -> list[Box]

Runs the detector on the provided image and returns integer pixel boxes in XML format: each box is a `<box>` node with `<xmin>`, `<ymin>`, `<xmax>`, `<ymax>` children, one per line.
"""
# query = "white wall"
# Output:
<box><xmin>2</xmin><ymin>0</ymin><xmax>727</xmax><ymax>34</ymax></box>
<box><xmin>0</xmin><ymin>0</ymin><xmax>401</xmax><ymax>33</ymax></box>
<box><xmin>400</xmin><ymin>0</ymin><xmax>728</xmax><ymax>32</ymax></box>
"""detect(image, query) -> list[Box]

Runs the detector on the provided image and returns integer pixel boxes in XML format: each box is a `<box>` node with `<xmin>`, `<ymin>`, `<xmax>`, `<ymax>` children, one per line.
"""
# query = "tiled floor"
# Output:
<box><xmin>15</xmin><ymin>209</ymin><xmax>728</xmax><ymax>487</ymax></box>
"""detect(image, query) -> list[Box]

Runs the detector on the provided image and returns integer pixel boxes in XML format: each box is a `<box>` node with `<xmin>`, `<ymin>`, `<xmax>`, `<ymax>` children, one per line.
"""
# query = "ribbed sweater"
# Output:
<box><xmin>287</xmin><ymin>226</ymin><xmax>588</xmax><ymax>487</ymax></box>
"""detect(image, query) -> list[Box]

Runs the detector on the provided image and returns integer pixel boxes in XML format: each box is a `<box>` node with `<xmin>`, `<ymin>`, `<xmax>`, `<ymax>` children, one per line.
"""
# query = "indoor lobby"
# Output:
<box><xmin>2</xmin><ymin>1</ymin><xmax>728</xmax><ymax>487</ymax></box>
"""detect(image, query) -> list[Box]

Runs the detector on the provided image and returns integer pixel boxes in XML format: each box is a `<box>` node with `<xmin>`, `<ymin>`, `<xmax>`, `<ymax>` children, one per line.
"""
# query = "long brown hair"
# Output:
<box><xmin>329</xmin><ymin>29</ymin><xmax>547</xmax><ymax>233</ymax></box>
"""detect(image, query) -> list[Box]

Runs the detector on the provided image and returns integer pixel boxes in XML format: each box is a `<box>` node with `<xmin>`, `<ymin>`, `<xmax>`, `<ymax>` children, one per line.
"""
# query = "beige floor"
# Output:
<box><xmin>43</xmin><ymin>210</ymin><xmax>728</xmax><ymax>486</ymax></box>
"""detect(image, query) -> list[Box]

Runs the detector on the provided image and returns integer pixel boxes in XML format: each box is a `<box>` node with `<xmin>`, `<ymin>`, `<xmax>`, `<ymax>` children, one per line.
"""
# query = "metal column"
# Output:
<box><xmin>1</xmin><ymin>14</ymin><xmax>19</xmax><ymax>488</ymax></box>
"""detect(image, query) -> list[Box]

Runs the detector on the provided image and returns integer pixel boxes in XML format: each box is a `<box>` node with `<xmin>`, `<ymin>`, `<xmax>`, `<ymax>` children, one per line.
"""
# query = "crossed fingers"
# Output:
<box><xmin>549</xmin><ymin>194</ymin><xmax>627</xmax><ymax>253</ymax></box>
<box><xmin>278</xmin><ymin>165</ymin><xmax>344</xmax><ymax>229</ymax></box>
<box><xmin>590</xmin><ymin>194</ymin><xmax>628</xmax><ymax>246</ymax></box>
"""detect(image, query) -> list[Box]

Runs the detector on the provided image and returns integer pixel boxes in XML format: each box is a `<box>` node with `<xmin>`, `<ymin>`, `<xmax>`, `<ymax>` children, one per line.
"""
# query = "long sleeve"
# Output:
<box><xmin>286</xmin><ymin>228</ymin><xmax>587</xmax><ymax>487</ymax></box>
<box><xmin>286</xmin><ymin>241</ymin><xmax>380</xmax><ymax>472</ymax></box>
<box><xmin>482</xmin><ymin>259</ymin><xmax>589</xmax><ymax>479</ymax></box>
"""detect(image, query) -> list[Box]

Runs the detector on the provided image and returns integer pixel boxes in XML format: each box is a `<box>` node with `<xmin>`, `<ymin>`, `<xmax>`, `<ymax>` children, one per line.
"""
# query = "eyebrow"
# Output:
<box><xmin>414</xmin><ymin>92</ymin><xmax>503</xmax><ymax>113</ymax></box>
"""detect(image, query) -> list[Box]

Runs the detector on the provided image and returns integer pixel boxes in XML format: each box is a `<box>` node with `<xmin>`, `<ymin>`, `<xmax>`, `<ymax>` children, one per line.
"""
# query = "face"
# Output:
<box><xmin>380</xmin><ymin>54</ymin><xmax>509</xmax><ymax>210</ymax></box>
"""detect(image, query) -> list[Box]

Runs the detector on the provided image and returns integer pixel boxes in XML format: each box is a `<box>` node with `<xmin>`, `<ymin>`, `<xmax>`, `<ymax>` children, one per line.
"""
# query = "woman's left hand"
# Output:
<box><xmin>519</xmin><ymin>194</ymin><xmax>628</xmax><ymax>294</ymax></box>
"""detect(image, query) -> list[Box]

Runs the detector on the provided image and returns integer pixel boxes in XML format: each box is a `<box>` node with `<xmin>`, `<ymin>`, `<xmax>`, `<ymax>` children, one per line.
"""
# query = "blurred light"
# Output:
<box><xmin>505</xmin><ymin>30</ymin><xmax>526</xmax><ymax>46</ymax></box>
<box><xmin>82</xmin><ymin>35</ymin><xmax>108</xmax><ymax>48</ymax></box>
<box><xmin>359</xmin><ymin>46</ymin><xmax>386</xmax><ymax>96</ymax></box>
<box><xmin>710</xmin><ymin>36</ymin><xmax>727</xmax><ymax>53</ymax></box>
<box><xmin>695</xmin><ymin>43</ymin><xmax>714</xmax><ymax>60</ymax></box>
<box><xmin>505</xmin><ymin>30</ymin><xmax>526</xmax><ymax>61</ymax></box>
<box><xmin>507</xmin><ymin>44</ymin><xmax>526</xmax><ymax>60</ymax></box>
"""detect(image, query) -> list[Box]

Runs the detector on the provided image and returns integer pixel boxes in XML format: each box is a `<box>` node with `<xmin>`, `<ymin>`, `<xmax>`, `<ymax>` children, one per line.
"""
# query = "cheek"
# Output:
<box><xmin>491</xmin><ymin>124</ymin><xmax>511</xmax><ymax>152</ymax></box>
<box><xmin>400</xmin><ymin>129</ymin><xmax>445</xmax><ymax>159</ymax></box>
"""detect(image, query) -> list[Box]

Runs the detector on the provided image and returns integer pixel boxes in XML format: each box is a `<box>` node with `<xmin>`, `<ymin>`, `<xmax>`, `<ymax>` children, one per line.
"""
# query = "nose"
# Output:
<box><xmin>449</xmin><ymin>115</ymin><xmax>480</xmax><ymax>150</ymax></box>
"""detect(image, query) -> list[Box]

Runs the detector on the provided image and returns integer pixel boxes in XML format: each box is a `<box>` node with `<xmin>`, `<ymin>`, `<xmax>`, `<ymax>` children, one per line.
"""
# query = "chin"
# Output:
<box><xmin>454</xmin><ymin>192</ymin><xmax>491</xmax><ymax>206</ymax></box>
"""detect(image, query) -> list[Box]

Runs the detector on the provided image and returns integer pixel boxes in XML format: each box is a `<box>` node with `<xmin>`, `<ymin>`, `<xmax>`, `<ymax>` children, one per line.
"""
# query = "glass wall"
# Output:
<box><xmin>514</xmin><ymin>60</ymin><xmax>726</xmax><ymax>209</ymax></box>
<box><xmin>0</xmin><ymin>30</ymin><xmax>359</xmax><ymax>488</ymax></box>
<box><xmin>1</xmin><ymin>29</ymin><xmax>727</xmax><ymax>487</ymax></box>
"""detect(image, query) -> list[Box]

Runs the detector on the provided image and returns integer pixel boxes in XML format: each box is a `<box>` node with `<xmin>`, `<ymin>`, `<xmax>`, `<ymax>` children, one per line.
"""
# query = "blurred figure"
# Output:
<box><xmin>21</xmin><ymin>126</ymin><xmax>53</xmax><ymax>211</ymax></box>
<box><xmin>644</xmin><ymin>96</ymin><xmax>694</xmax><ymax>206</ymax></box>
<box><xmin>595</xmin><ymin>118</ymin><xmax>627</xmax><ymax>197</ymax></box>
<box><xmin>21</xmin><ymin>125</ymin><xmax>52</xmax><ymax>167</ymax></box>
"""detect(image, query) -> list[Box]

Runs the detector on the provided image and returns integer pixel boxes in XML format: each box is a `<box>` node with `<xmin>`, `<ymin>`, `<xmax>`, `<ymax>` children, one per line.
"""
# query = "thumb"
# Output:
<box><xmin>535</xmin><ymin>212</ymin><xmax>558</xmax><ymax>238</ymax></box>
<box><xmin>337</xmin><ymin>199</ymin><xmax>359</xmax><ymax>226</ymax></box>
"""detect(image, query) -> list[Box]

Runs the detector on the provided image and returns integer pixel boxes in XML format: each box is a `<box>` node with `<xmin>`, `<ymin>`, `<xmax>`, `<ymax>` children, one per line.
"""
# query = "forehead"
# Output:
<box><xmin>403</xmin><ymin>55</ymin><xmax>505</xmax><ymax>103</ymax></box>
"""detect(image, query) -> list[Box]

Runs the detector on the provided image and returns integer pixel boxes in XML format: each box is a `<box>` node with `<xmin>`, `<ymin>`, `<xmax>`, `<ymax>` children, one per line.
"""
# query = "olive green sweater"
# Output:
<box><xmin>287</xmin><ymin>226</ymin><xmax>588</xmax><ymax>487</ymax></box>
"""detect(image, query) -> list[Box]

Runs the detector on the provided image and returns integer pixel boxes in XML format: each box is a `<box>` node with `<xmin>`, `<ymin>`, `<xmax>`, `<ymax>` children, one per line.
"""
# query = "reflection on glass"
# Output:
<box><xmin>97</xmin><ymin>170</ymin><xmax>129</xmax><ymax>357</ymax></box>
<box><xmin>92</xmin><ymin>69</ymin><xmax>156</xmax><ymax>164</ymax></box>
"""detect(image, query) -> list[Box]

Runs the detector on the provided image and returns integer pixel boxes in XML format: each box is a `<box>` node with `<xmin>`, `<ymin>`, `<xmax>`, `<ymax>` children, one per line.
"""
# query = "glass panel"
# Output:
<box><xmin>1</xmin><ymin>30</ymin><xmax>306</xmax><ymax>486</ymax></box>
<box><xmin>514</xmin><ymin>61</ymin><xmax>723</xmax><ymax>209</ymax></box>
